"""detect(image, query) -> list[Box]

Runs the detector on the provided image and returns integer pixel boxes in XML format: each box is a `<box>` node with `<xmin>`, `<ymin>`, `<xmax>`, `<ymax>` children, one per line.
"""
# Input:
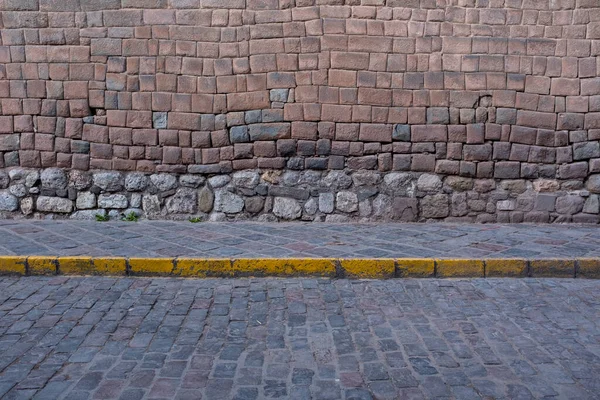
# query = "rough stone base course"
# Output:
<box><xmin>1</xmin><ymin>167</ymin><xmax>600</xmax><ymax>223</ymax></box>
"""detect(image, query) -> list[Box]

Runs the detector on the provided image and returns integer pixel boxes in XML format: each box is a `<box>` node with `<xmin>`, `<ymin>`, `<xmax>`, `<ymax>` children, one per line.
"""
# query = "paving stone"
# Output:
<box><xmin>0</xmin><ymin>277</ymin><xmax>598</xmax><ymax>399</ymax></box>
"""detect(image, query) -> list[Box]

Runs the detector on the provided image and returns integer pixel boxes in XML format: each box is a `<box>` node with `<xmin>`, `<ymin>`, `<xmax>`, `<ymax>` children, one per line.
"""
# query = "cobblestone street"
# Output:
<box><xmin>0</xmin><ymin>277</ymin><xmax>598</xmax><ymax>399</ymax></box>
<box><xmin>2</xmin><ymin>221</ymin><xmax>600</xmax><ymax>259</ymax></box>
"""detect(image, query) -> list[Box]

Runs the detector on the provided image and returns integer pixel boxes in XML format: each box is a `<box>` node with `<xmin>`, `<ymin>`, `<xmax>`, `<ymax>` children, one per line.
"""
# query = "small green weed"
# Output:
<box><xmin>189</xmin><ymin>217</ymin><xmax>203</xmax><ymax>223</ymax></box>
<box><xmin>122</xmin><ymin>212</ymin><xmax>139</xmax><ymax>222</ymax></box>
<box><xmin>95</xmin><ymin>214</ymin><xmax>109</xmax><ymax>222</ymax></box>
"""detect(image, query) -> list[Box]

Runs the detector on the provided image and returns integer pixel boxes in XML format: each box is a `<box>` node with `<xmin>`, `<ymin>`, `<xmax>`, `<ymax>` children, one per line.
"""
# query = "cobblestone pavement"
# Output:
<box><xmin>0</xmin><ymin>277</ymin><xmax>598</xmax><ymax>399</ymax></box>
<box><xmin>1</xmin><ymin>221</ymin><xmax>600</xmax><ymax>259</ymax></box>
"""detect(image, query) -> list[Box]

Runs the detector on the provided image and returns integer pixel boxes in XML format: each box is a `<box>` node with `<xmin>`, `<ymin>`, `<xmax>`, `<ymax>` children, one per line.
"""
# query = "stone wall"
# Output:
<box><xmin>0</xmin><ymin>1</ymin><xmax>599</xmax><ymax>222</ymax></box>
<box><xmin>1</xmin><ymin>167</ymin><xmax>599</xmax><ymax>223</ymax></box>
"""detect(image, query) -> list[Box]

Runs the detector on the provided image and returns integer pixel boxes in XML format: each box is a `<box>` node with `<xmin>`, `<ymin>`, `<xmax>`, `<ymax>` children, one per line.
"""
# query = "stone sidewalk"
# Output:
<box><xmin>0</xmin><ymin>221</ymin><xmax>599</xmax><ymax>259</ymax></box>
<box><xmin>0</xmin><ymin>277</ymin><xmax>598</xmax><ymax>400</ymax></box>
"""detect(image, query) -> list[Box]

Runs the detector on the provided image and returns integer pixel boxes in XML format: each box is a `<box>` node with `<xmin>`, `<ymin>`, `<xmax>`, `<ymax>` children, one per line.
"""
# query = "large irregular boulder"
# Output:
<box><xmin>272</xmin><ymin>197</ymin><xmax>302</xmax><ymax>220</ymax></box>
<box><xmin>214</xmin><ymin>190</ymin><xmax>244</xmax><ymax>213</ymax></box>
<box><xmin>41</xmin><ymin>168</ymin><xmax>67</xmax><ymax>190</ymax></box>
<box><xmin>125</xmin><ymin>173</ymin><xmax>148</xmax><ymax>192</ymax></box>
<box><xmin>197</xmin><ymin>186</ymin><xmax>214</xmax><ymax>213</ymax></box>
<box><xmin>36</xmin><ymin>196</ymin><xmax>73</xmax><ymax>213</ymax></box>
<box><xmin>93</xmin><ymin>172</ymin><xmax>123</xmax><ymax>192</ymax></box>
<box><xmin>166</xmin><ymin>188</ymin><xmax>197</xmax><ymax>214</ymax></box>
<box><xmin>0</xmin><ymin>191</ymin><xmax>18</xmax><ymax>211</ymax></box>
<box><xmin>421</xmin><ymin>194</ymin><xmax>449</xmax><ymax>218</ymax></box>
<box><xmin>336</xmin><ymin>191</ymin><xmax>358</xmax><ymax>213</ymax></box>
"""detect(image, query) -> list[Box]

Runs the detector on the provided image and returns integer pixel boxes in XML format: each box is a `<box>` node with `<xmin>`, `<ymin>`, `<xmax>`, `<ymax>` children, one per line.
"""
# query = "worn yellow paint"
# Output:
<box><xmin>436</xmin><ymin>259</ymin><xmax>484</xmax><ymax>278</ymax></box>
<box><xmin>340</xmin><ymin>259</ymin><xmax>395</xmax><ymax>279</ymax></box>
<box><xmin>485</xmin><ymin>259</ymin><xmax>528</xmax><ymax>278</ymax></box>
<box><xmin>0</xmin><ymin>256</ymin><xmax>27</xmax><ymax>275</ymax></box>
<box><xmin>92</xmin><ymin>258</ymin><xmax>127</xmax><ymax>275</ymax></box>
<box><xmin>128</xmin><ymin>258</ymin><xmax>174</xmax><ymax>275</ymax></box>
<box><xmin>529</xmin><ymin>259</ymin><xmax>575</xmax><ymax>278</ymax></box>
<box><xmin>174</xmin><ymin>258</ymin><xmax>232</xmax><ymax>277</ymax></box>
<box><xmin>58</xmin><ymin>257</ymin><xmax>94</xmax><ymax>275</ymax></box>
<box><xmin>396</xmin><ymin>259</ymin><xmax>435</xmax><ymax>278</ymax></box>
<box><xmin>27</xmin><ymin>256</ymin><xmax>57</xmax><ymax>275</ymax></box>
<box><xmin>577</xmin><ymin>259</ymin><xmax>600</xmax><ymax>279</ymax></box>
<box><xmin>232</xmin><ymin>258</ymin><xmax>336</xmax><ymax>277</ymax></box>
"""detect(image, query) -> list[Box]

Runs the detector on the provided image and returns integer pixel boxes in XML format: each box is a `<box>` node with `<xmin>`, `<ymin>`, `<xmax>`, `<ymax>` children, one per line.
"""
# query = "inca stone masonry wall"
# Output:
<box><xmin>0</xmin><ymin>0</ymin><xmax>599</xmax><ymax>222</ymax></box>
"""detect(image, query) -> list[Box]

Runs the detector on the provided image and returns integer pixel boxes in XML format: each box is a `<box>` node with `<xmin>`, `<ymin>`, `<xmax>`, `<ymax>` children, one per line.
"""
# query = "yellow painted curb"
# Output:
<box><xmin>129</xmin><ymin>258</ymin><xmax>174</xmax><ymax>276</ymax></box>
<box><xmin>396</xmin><ymin>259</ymin><xmax>435</xmax><ymax>278</ymax></box>
<box><xmin>436</xmin><ymin>259</ymin><xmax>484</xmax><ymax>278</ymax></box>
<box><xmin>577</xmin><ymin>259</ymin><xmax>600</xmax><ymax>279</ymax></box>
<box><xmin>339</xmin><ymin>259</ymin><xmax>395</xmax><ymax>279</ymax></box>
<box><xmin>232</xmin><ymin>258</ymin><xmax>336</xmax><ymax>277</ymax></box>
<box><xmin>174</xmin><ymin>258</ymin><xmax>232</xmax><ymax>277</ymax></box>
<box><xmin>27</xmin><ymin>256</ymin><xmax>57</xmax><ymax>275</ymax></box>
<box><xmin>485</xmin><ymin>259</ymin><xmax>528</xmax><ymax>278</ymax></box>
<box><xmin>58</xmin><ymin>257</ymin><xmax>94</xmax><ymax>275</ymax></box>
<box><xmin>530</xmin><ymin>259</ymin><xmax>575</xmax><ymax>278</ymax></box>
<box><xmin>0</xmin><ymin>256</ymin><xmax>598</xmax><ymax>279</ymax></box>
<box><xmin>0</xmin><ymin>256</ymin><xmax>27</xmax><ymax>275</ymax></box>
<box><xmin>92</xmin><ymin>258</ymin><xmax>127</xmax><ymax>275</ymax></box>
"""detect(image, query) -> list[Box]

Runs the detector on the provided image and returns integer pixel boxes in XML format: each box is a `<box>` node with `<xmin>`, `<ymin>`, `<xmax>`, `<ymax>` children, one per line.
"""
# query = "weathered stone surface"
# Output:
<box><xmin>372</xmin><ymin>194</ymin><xmax>393</xmax><ymax>217</ymax></box>
<box><xmin>93</xmin><ymin>172</ymin><xmax>124</xmax><ymax>192</ymax></box>
<box><xmin>197</xmin><ymin>186</ymin><xmax>215</xmax><ymax>213</ymax></box>
<box><xmin>150</xmin><ymin>174</ymin><xmax>178</xmax><ymax>192</ymax></box>
<box><xmin>586</xmin><ymin>175</ymin><xmax>600</xmax><ymax>193</ymax></box>
<box><xmin>70</xmin><ymin>210</ymin><xmax>106</xmax><ymax>220</ymax></box>
<box><xmin>383</xmin><ymin>173</ymin><xmax>415</xmax><ymax>196</ymax></box>
<box><xmin>352</xmin><ymin>171</ymin><xmax>381</xmax><ymax>186</ymax></box>
<box><xmin>9</xmin><ymin>184</ymin><xmax>27</xmax><ymax>197</ymax></box>
<box><xmin>0</xmin><ymin>191</ymin><xmax>19</xmax><ymax>211</ymax></box>
<box><xmin>41</xmin><ymin>168</ymin><xmax>67</xmax><ymax>190</ymax></box>
<box><xmin>208</xmin><ymin>175</ymin><xmax>231</xmax><ymax>189</ymax></box>
<box><xmin>69</xmin><ymin>170</ymin><xmax>92</xmax><ymax>190</ymax></box>
<box><xmin>125</xmin><ymin>173</ymin><xmax>149</xmax><ymax>191</ymax></box>
<box><xmin>583</xmin><ymin>195</ymin><xmax>599</xmax><ymax>214</ymax></box>
<box><xmin>142</xmin><ymin>195</ymin><xmax>161</xmax><ymax>216</ymax></box>
<box><xmin>303</xmin><ymin>198</ymin><xmax>317</xmax><ymax>215</ymax></box>
<box><xmin>166</xmin><ymin>188</ymin><xmax>197</xmax><ymax>214</ymax></box>
<box><xmin>76</xmin><ymin>192</ymin><xmax>96</xmax><ymax>209</ymax></box>
<box><xmin>421</xmin><ymin>194</ymin><xmax>449</xmax><ymax>218</ymax></box>
<box><xmin>232</xmin><ymin>171</ymin><xmax>260</xmax><ymax>188</ymax></box>
<box><xmin>0</xmin><ymin>172</ymin><xmax>10</xmax><ymax>189</ymax></box>
<box><xmin>322</xmin><ymin>171</ymin><xmax>353</xmax><ymax>189</ymax></box>
<box><xmin>393</xmin><ymin>197</ymin><xmax>418</xmax><ymax>221</ymax></box>
<box><xmin>98</xmin><ymin>194</ymin><xmax>128</xmax><ymax>209</ymax></box>
<box><xmin>555</xmin><ymin>195</ymin><xmax>585</xmax><ymax>215</ymax></box>
<box><xmin>245</xmin><ymin>196</ymin><xmax>265</xmax><ymax>214</ymax></box>
<box><xmin>214</xmin><ymin>190</ymin><xmax>244</xmax><ymax>213</ymax></box>
<box><xmin>319</xmin><ymin>192</ymin><xmax>335</xmax><ymax>214</ymax></box>
<box><xmin>417</xmin><ymin>174</ymin><xmax>442</xmax><ymax>191</ymax></box>
<box><xmin>36</xmin><ymin>196</ymin><xmax>73</xmax><ymax>213</ymax></box>
<box><xmin>180</xmin><ymin>175</ymin><xmax>205</xmax><ymax>188</ymax></box>
<box><xmin>272</xmin><ymin>197</ymin><xmax>302</xmax><ymax>220</ymax></box>
<box><xmin>336</xmin><ymin>191</ymin><xmax>359</xmax><ymax>213</ymax></box>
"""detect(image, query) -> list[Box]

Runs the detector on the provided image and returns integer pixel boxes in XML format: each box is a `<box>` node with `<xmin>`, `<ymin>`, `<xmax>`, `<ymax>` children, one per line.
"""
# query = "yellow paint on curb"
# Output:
<box><xmin>530</xmin><ymin>259</ymin><xmax>575</xmax><ymax>278</ymax></box>
<box><xmin>92</xmin><ymin>258</ymin><xmax>127</xmax><ymax>275</ymax></box>
<box><xmin>485</xmin><ymin>259</ymin><xmax>528</xmax><ymax>278</ymax></box>
<box><xmin>577</xmin><ymin>258</ymin><xmax>600</xmax><ymax>279</ymax></box>
<box><xmin>27</xmin><ymin>256</ymin><xmax>57</xmax><ymax>275</ymax></box>
<box><xmin>58</xmin><ymin>257</ymin><xmax>94</xmax><ymax>275</ymax></box>
<box><xmin>436</xmin><ymin>259</ymin><xmax>484</xmax><ymax>278</ymax></box>
<box><xmin>174</xmin><ymin>258</ymin><xmax>232</xmax><ymax>277</ymax></box>
<box><xmin>129</xmin><ymin>258</ymin><xmax>174</xmax><ymax>275</ymax></box>
<box><xmin>340</xmin><ymin>259</ymin><xmax>395</xmax><ymax>279</ymax></box>
<box><xmin>0</xmin><ymin>256</ymin><xmax>27</xmax><ymax>275</ymax></box>
<box><xmin>232</xmin><ymin>258</ymin><xmax>336</xmax><ymax>277</ymax></box>
<box><xmin>396</xmin><ymin>259</ymin><xmax>435</xmax><ymax>278</ymax></box>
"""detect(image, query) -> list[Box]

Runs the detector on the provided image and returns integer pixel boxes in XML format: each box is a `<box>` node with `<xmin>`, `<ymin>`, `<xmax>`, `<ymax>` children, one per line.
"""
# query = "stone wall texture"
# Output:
<box><xmin>0</xmin><ymin>0</ymin><xmax>600</xmax><ymax>222</ymax></box>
